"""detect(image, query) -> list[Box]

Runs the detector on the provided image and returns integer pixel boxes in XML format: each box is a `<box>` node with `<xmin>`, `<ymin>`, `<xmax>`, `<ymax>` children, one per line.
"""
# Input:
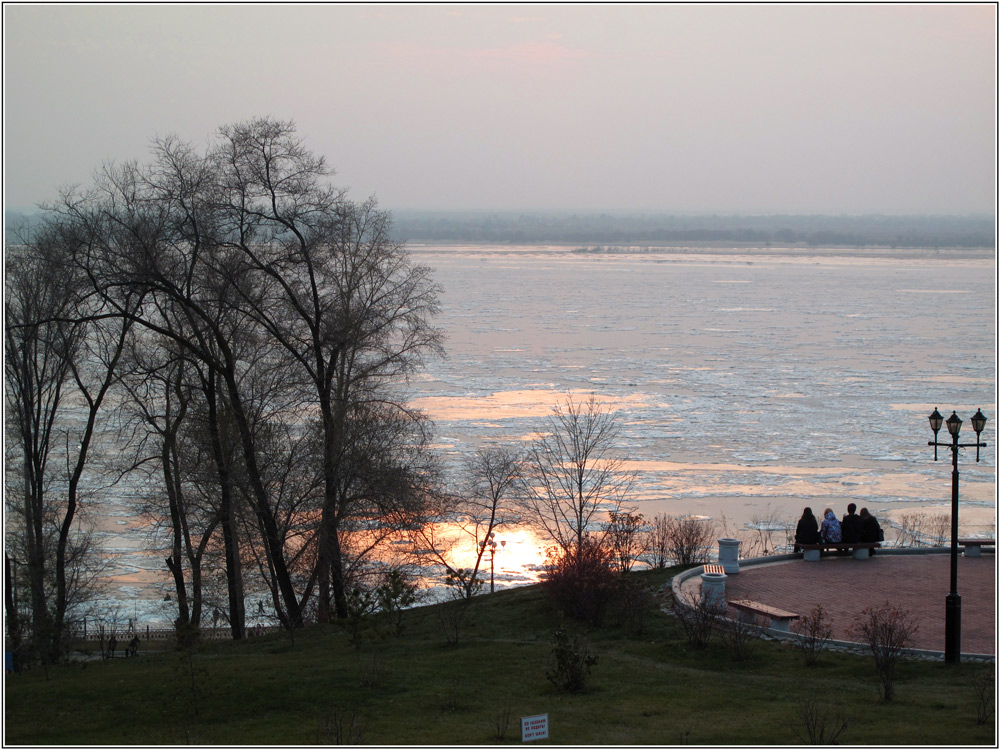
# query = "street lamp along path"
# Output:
<box><xmin>926</xmin><ymin>407</ymin><xmax>988</xmax><ymax>665</ymax></box>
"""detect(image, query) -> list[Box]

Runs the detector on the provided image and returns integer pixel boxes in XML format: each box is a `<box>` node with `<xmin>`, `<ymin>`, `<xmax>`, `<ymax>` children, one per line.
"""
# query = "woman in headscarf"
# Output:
<box><xmin>794</xmin><ymin>507</ymin><xmax>820</xmax><ymax>551</ymax></box>
<box><xmin>820</xmin><ymin>508</ymin><xmax>842</xmax><ymax>543</ymax></box>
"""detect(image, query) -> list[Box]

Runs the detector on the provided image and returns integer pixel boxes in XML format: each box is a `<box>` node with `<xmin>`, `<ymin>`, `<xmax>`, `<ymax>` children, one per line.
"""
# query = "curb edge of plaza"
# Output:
<box><xmin>669</xmin><ymin>547</ymin><xmax>997</xmax><ymax>664</ymax></box>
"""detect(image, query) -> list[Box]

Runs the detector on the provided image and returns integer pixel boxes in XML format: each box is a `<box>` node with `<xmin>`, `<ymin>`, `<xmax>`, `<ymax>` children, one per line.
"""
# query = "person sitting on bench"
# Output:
<box><xmin>841</xmin><ymin>503</ymin><xmax>863</xmax><ymax>543</ymax></box>
<box><xmin>860</xmin><ymin>507</ymin><xmax>884</xmax><ymax>553</ymax></box>
<box><xmin>820</xmin><ymin>508</ymin><xmax>842</xmax><ymax>543</ymax></box>
<box><xmin>794</xmin><ymin>507</ymin><xmax>820</xmax><ymax>552</ymax></box>
<box><xmin>840</xmin><ymin>503</ymin><xmax>863</xmax><ymax>554</ymax></box>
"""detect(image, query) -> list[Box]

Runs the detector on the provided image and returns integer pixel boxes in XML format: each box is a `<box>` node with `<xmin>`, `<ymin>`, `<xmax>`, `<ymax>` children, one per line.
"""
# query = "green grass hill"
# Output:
<box><xmin>3</xmin><ymin>566</ymin><xmax>994</xmax><ymax>745</ymax></box>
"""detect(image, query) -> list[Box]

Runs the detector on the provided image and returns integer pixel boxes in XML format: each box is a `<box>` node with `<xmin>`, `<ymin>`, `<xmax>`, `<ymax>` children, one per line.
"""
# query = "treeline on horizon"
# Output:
<box><xmin>9</xmin><ymin>208</ymin><xmax>994</xmax><ymax>249</ymax></box>
<box><xmin>390</xmin><ymin>211</ymin><xmax>995</xmax><ymax>249</ymax></box>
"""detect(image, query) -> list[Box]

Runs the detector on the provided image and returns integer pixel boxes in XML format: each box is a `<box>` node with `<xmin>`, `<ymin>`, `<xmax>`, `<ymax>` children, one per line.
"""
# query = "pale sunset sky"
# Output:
<box><xmin>3</xmin><ymin>3</ymin><xmax>996</xmax><ymax>214</ymax></box>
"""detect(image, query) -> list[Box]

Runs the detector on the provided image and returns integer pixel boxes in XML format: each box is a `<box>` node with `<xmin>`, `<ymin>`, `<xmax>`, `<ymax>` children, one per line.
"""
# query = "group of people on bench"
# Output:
<box><xmin>794</xmin><ymin>503</ymin><xmax>883</xmax><ymax>552</ymax></box>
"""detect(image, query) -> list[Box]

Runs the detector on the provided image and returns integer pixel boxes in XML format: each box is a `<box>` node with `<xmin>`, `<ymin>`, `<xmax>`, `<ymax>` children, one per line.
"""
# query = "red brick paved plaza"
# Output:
<box><xmin>685</xmin><ymin>552</ymin><xmax>996</xmax><ymax>656</ymax></box>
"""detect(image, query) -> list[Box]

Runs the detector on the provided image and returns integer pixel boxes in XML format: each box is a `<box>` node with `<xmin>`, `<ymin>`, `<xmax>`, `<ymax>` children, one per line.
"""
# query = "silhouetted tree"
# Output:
<box><xmin>522</xmin><ymin>396</ymin><xmax>636</xmax><ymax>560</ymax></box>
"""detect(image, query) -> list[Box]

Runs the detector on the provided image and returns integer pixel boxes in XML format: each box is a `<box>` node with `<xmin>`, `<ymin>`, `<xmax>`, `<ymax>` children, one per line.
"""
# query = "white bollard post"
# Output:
<box><xmin>718</xmin><ymin>538</ymin><xmax>741</xmax><ymax>574</ymax></box>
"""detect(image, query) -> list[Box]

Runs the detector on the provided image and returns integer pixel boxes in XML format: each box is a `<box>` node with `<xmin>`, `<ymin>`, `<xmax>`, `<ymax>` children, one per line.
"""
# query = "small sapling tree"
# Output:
<box><xmin>849</xmin><ymin>601</ymin><xmax>918</xmax><ymax>701</ymax></box>
<box><xmin>792</xmin><ymin>604</ymin><xmax>834</xmax><ymax>666</ymax></box>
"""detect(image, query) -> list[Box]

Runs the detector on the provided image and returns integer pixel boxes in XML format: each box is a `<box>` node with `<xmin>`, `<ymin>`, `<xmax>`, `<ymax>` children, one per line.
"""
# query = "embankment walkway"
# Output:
<box><xmin>679</xmin><ymin>550</ymin><xmax>996</xmax><ymax>657</ymax></box>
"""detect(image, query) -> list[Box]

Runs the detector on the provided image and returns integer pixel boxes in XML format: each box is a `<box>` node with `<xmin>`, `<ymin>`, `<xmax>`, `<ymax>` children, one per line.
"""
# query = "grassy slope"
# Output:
<box><xmin>3</xmin><ymin>567</ymin><xmax>995</xmax><ymax>745</ymax></box>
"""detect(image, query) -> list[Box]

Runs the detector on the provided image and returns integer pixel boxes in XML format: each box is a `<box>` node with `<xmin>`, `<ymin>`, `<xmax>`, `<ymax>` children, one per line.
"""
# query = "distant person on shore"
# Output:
<box><xmin>860</xmin><ymin>507</ymin><xmax>884</xmax><ymax>552</ymax></box>
<box><xmin>794</xmin><ymin>507</ymin><xmax>820</xmax><ymax>551</ymax></box>
<box><xmin>820</xmin><ymin>508</ymin><xmax>842</xmax><ymax>543</ymax></box>
<box><xmin>108</xmin><ymin>634</ymin><xmax>117</xmax><ymax>659</ymax></box>
<box><xmin>841</xmin><ymin>503</ymin><xmax>863</xmax><ymax>544</ymax></box>
<box><xmin>127</xmin><ymin>635</ymin><xmax>140</xmax><ymax>657</ymax></box>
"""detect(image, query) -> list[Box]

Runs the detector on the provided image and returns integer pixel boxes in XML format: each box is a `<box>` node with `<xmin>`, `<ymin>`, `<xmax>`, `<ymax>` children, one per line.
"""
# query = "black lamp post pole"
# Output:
<box><xmin>927</xmin><ymin>408</ymin><xmax>988</xmax><ymax>665</ymax></box>
<box><xmin>945</xmin><ymin>426</ymin><xmax>961</xmax><ymax>663</ymax></box>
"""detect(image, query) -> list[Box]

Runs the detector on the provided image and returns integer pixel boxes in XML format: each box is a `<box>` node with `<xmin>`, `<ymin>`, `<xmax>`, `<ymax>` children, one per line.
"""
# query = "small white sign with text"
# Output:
<box><xmin>521</xmin><ymin>713</ymin><xmax>549</xmax><ymax>742</ymax></box>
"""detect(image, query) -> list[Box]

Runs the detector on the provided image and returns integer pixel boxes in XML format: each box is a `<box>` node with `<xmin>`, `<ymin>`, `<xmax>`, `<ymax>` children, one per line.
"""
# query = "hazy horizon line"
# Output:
<box><xmin>5</xmin><ymin>206</ymin><xmax>996</xmax><ymax>220</ymax></box>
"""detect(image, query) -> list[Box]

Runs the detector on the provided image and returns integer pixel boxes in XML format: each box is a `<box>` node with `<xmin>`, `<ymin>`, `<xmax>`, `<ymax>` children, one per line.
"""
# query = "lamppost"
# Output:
<box><xmin>927</xmin><ymin>407</ymin><xmax>988</xmax><ymax>665</ymax></box>
<box><xmin>481</xmin><ymin>532</ymin><xmax>507</xmax><ymax>594</ymax></box>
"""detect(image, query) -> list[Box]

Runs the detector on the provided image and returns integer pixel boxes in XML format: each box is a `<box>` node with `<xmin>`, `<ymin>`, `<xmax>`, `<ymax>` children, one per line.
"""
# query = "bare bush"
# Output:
<box><xmin>895</xmin><ymin>513</ymin><xmax>924</xmax><ymax>547</ymax></box>
<box><xmin>316</xmin><ymin>704</ymin><xmax>366</xmax><ymax>745</ymax></box>
<box><xmin>358</xmin><ymin>650</ymin><xmax>388</xmax><ymax>689</ymax></box>
<box><xmin>792</xmin><ymin>698</ymin><xmax>849</xmax><ymax>744</ymax></box>
<box><xmin>542</xmin><ymin>540</ymin><xmax>618</xmax><ymax>627</ymax></box>
<box><xmin>926</xmin><ymin>513</ymin><xmax>950</xmax><ymax>546</ymax></box>
<box><xmin>971</xmin><ymin>667</ymin><xmax>995</xmax><ymax>726</ymax></box>
<box><xmin>670</xmin><ymin>590</ymin><xmax>721</xmax><ymax>649</ymax></box>
<box><xmin>792</xmin><ymin>604</ymin><xmax>834</xmax><ymax>666</ymax></box>
<box><xmin>743</xmin><ymin>506</ymin><xmax>791</xmax><ymax>557</ymax></box>
<box><xmin>849</xmin><ymin>601</ymin><xmax>919</xmax><ymax>701</ymax></box>
<box><xmin>612</xmin><ymin>577</ymin><xmax>654</xmax><ymax>635</ymax></box>
<box><xmin>606</xmin><ymin>511</ymin><xmax>647</xmax><ymax>573</ymax></box>
<box><xmin>651</xmin><ymin>514</ymin><xmax>715</xmax><ymax>566</ymax></box>
<box><xmin>718</xmin><ymin>610</ymin><xmax>764</xmax><ymax>662</ymax></box>
<box><xmin>487</xmin><ymin>705</ymin><xmax>512</xmax><ymax>741</ymax></box>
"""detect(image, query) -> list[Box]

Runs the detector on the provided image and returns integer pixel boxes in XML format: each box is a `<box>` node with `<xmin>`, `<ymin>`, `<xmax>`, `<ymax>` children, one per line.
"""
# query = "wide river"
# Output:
<box><xmin>96</xmin><ymin>243</ymin><xmax>998</xmax><ymax>624</ymax></box>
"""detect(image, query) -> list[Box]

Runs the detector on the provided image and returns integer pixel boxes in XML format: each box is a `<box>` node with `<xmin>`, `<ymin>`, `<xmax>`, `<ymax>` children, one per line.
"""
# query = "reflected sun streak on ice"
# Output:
<box><xmin>410</xmin><ymin>389</ymin><xmax>653</xmax><ymax>422</ymax></box>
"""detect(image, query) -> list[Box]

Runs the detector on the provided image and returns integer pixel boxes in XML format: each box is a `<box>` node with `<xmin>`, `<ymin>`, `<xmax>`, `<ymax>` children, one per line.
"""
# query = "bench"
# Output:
<box><xmin>702</xmin><ymin>564</ymin><xmax>725</xmax><ymax>576</ymax></box>
<box><xmin>797</xmin><ymin>542</ymin><xmax>880</xmax><ymax>561</ymax></box>
<box><xmin>727</xmin><ymin>599</ymin><xmax>800</xmax><ymax>632</ymax></box>
<box><xmin>958</xmin><ymin>539</ymin><xmax>995</xmax><ymax>557</ymax></box>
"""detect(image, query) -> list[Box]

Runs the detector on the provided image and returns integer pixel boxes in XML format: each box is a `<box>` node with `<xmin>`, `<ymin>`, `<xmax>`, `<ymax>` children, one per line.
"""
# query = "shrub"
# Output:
<box><xmin>546</xmin><ymin>627</ymin><xmax>598</xmax><ymax>692</ymax></box>
<box><xmin>612</xmin><ymin>577</ymin><xmax>654</xmax><ymax>635</ymax></box>
<box><xmin>487</xmin><ymin>705</ymin><xmax>512</xmax><ymax>741</ymax></box>
<box><xmin>649</xmin><ymin>514</ymin><xmax>714</xmax><ymax>566</ymax></box>
<box><xmin>344</xmin><ymin>585</ymin><xmax>380</xmax><ymax>648</ymax></box>
<box><xmin>543</xmin><ymin>540</ymin><xmax>618</xmax><ymax>626</ymax></box>
<box><xmin>606</xmin><ymin>511</ymin><xmax>647</xmax><ymax>573</ymax></box>
<box><xmin>718</xmin><ymin>609</ymin><xmax>764</xmax><ymax>662</ymax></box>
<box><xmin>437</xmin><ymin>569</ymin><xmax>478</xmax><ymax>646</ymax></box>
<box><xmin>792</xmin><ymin>604</ymin><xmax>833</xmax><ymax>666</ymax></box>
<box><xmin>849</xmin><ymin>601</ymin><xmax>918</xmax><ymax>701</ymax></box>
<box><xmin>376</xmin><ymin>569</ymin><xmax>418</xmax><ymax>636</ymax></box>
<box><xmin>316</xmin><ymin>704</ymin><xmax>365</xmax><ymax>745</ymax></box>
<box><xmin>358</xmin><ymin>650</ymin><xmax>388</xmax><ymax>689</ymax></box>
<box><xmin>971</xmin><ymin>667</ymin><xmax>995</xmax><ymax>726</ymax></box>
<box><xmin>792</xmin><ymin>698</ymin><xmax>849</xmax><ymax>745</ymax></box>
<box><xmin>670</xmin><ymin>590</ymin><xmax>721</xmax><ymax>650</ymax></box>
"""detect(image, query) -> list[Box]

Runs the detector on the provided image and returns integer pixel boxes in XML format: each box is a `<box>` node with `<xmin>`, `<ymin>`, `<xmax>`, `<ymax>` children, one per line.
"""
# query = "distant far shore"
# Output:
<box><xmin>8</xmin><ymin>207</ymin><xmax>994</xmax><ymax>251</ymax></box>
<box><xmin>406</xmin><ymin>241</ymin><xmax>995</xmax><ymax>262</ymax></box>
<box><xmin>391</xmin><ymin>210</ymin><xmax>995</xmax><ymax>250</ymax></box>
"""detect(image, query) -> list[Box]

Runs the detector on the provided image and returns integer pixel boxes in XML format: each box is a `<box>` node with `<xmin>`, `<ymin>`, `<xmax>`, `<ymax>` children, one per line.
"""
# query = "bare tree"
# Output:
<box><xmin>207</xmin><ymin>119</ymin><xmax>443</xmax><ymax>621</ymax></box>
<box><xmin>415</xmin><ymin>444</ymin><xmax>523</xmax><ymax>597</ymax></box>
<box><xmin>57</xmin><ymin>140</ymin><xmax>315</xmax><ymax>630</ymax></box>
<box><xmin>14</xmin><ymin>117</ymin><xmax>443</xmax><ymax>636</ymax></box>
<box><xmin>5</xmin><ymin>221</ymin><xmax>135</xmax><ymax>663</ymax></box>
<box><xmin>522</xmin><ymin>396</ymin><xmax>636</xmax><ymax>559</ymax></box>
<box><xmin>114</xmin><ymin>340</ymin><xmax>220</xmax><ymax>630</ymax></box>
<box><xmin>5</xmin><ymin>238</ymin><xmax>81</xmax><ymax>663</ymax></box>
